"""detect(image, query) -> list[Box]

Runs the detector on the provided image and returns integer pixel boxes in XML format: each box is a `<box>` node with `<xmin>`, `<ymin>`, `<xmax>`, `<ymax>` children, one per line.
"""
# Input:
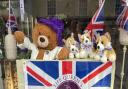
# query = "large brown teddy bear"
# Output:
<box><xmin>14</xmin><ymin>17</ymin><xmax>69</xmax><ymax>60</ymax></box>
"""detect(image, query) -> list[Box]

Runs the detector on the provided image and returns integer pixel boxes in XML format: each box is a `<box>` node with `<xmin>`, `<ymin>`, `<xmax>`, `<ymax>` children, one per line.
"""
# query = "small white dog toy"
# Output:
<box><xmin>69</xmin><ymin>42</ymin><xmax>80</xmax><ymax>59</ymax></box>
<box><xmin>95</xmin><ymin>32</ymin><xmax>116</xmax><ymax>62</ymax></box>
<box><xmin>78</xmin><ymin>30</ymin><xmax>94</xmax><ymax>59</ymax></box>
<box><xmin>63</xmin><ymin>33</ymin><xmax>80</xmax><ymax>59</ymax></box>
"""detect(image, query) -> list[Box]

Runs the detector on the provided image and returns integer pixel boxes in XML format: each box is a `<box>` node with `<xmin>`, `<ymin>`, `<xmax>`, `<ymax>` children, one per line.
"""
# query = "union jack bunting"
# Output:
<box><xmin>99</xmin><ymin>0</ymin><xmax>104</xmax><ymax>7</ymax></box>
<box><xmin>116</xmin><ymin>6</ymin><xmax>128</xmax><ymax>31</ymax></box>
<box><xmin>6</xmin><ymin>7</ymin><xmax>18</xmax><ymax>32</ymax></box>
<box><xmin>85</xmin><ymin>0</ymin><xmax>105</xmax><ymax>41</ymax></box>
<box><xmin>25</xmin><ymin>60</ymin><xmax>113</xmax><ymax>89</ymax></box>
<box><xmin>121</xmin><ymin>0</ymin><xmax>128</xmax><ymax>6</ymax></box>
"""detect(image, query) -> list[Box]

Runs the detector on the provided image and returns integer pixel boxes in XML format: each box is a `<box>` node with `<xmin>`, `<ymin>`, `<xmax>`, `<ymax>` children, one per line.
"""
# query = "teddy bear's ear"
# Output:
<box><xmin>35</xmin><ymin>23</ymin><xmax>40</xmax><ymax>27</ymax></box>
<box><xmin>105</xmin><ymin>32</ymin><xmax>111</xmax><ymax>41</ymax></box>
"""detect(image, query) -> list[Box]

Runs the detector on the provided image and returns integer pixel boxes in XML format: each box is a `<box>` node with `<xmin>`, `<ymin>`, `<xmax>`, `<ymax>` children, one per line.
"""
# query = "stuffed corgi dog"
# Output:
<box><xmin>78</xmin><ymin>30</ymin><xmax>94</xmax><ymax>59</ymax></box>
<box><xmin>69</xmin><ymin>42</ymin><xmax>80</xmax><ymax>59</ymax></box>
<box><xmin>95</xmin><ymin>32</ymin><xmax>116</xmax><ymax>62</ymax></box>
<box><xmin>63</xmin><ymin>33</ymin><xmax>80</xmax><ymax>59</ymax></box>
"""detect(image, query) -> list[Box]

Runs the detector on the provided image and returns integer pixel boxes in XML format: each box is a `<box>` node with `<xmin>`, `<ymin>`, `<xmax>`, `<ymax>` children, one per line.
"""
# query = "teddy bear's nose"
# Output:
<box><xmin>40</xmin><ymin>37</ymin><xmax>45</xmax><ymax>42</ymax></box>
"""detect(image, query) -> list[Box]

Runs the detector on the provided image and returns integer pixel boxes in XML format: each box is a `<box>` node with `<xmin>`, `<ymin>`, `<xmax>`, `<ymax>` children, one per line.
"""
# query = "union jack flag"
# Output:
<box><xmin>85</xmin><ymin>0</ymin><xmax>105</xmax><ymax>40</ymax></box>
<box><xmin>116</xmin><ymin>0</ymin><xmax>128</xmax><ymax>31</ymax></box>
<box><xmin>6</xmin><ymin>7</ymin><xmax>18</xmax><ymax>32</ymax></box>
<box><xmin>99</xmin><ymin>0</ymin><xmax>104</xmax><ymax>7</ymax></box>
<box><xmin>121</xmin><ymin>0</ymin><xmax>128</xmax><ymax>6</ymax></box>
<box><xmin>25</xmin><ymin>60</ymin><xmax>113</xmax><ymax>89</ymax></box>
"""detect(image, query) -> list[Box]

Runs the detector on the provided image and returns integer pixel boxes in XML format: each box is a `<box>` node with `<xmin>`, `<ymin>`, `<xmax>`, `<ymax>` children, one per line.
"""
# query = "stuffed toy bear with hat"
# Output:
<box><xmin>14</xmin><ymin>17</ymin><xmax>69</xmax><ymax>60</ymax></box>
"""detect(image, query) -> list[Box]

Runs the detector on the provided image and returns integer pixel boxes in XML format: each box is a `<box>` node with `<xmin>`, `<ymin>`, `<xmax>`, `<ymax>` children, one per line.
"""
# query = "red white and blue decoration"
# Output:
<box><xmin>6</xmin><ymin>6</ymin><xmax>18</xmax><ymax>32</ymax></box>
<box><xmin>85</xmin><ymin>0</ymin><xmax>105</xmax><ymax>40</ymax></box>
<box><xmin>116</xmin><ymin>2</ymin><xmax>128</xmax><ymax>31</ymax></box>
<box><xmin>25</xmin><ymin>60</ymin><xmax>113</xmax><ymax>89</ymax></box>
<box><xmin>99</xmin><ymin>0</ymin><xmax>104</xmax><ymax>7</ymax></box>
<box><xmin>121</xmin><ymin>0</ymin><xmax>128</xmax><ymax>6</ymax></box>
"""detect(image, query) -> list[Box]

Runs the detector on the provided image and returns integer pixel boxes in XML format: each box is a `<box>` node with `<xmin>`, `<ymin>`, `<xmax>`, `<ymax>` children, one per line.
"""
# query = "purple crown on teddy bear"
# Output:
<box><xmin>37</xmin><ymin>17</ymin><xmax>64</xmax><ymax>46</ymax></box>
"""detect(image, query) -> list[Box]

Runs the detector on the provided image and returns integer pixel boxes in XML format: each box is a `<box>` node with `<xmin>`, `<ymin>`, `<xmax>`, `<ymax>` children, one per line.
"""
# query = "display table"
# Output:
<box><xmin>16</xmin><ymin>59</ymin><xmax>115</xmax><ymax>89</ymax></box>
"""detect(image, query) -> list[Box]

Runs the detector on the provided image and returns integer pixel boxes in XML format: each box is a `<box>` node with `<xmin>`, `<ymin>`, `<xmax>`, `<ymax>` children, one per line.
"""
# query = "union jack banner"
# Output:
<box><xmin>85</xmin><ymin>0</ymin><xmax>105</xmax><ymax>41</ymax></box>
<box><xmin>99</xmin><ymin>0</ymin><xmax>104</xmax><ymax>7</ymax></box>
<box><xmin>6</xmin><ymin>7</ymin><xmax>18</xmax><ymax>32</ymax></box>
<box><xmin>116</xmin><ymin>6</ymin><xmax>128</xmax><ymax>31</ymax></box>
<box><xmin>24</xmin><ymin>60</ymin><xmax>114</xmax><ymax>89</ymax></box>
<box><xmin>121</xmin><ymin>0</ymin><xmax>128</xmax><ymax>6</ymax></box>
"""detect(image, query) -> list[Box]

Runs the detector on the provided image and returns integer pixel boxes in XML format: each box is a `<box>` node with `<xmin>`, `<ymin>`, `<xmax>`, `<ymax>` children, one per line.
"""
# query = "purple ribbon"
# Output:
<box><xmin>81</xmin><ymin>44</ymin><xmax>92</xmax><ymax>50</ymax></box>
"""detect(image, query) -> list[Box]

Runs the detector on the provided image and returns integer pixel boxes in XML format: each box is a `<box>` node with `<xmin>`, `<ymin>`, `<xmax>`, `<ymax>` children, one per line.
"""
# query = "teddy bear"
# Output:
<box><xmin>14</xmin><ymin>17</ymin><xmax>69</xmax><ymax>60</ymax></box>
<box><xmin>78</xmin><ymin>30</ymin><xmax>95</xmax><ymax>59</ymax></box>
<box><xmin>95</xmin><ymin>32</ymin><xmax>116</xmax><ymax>62</ymax></box>
<box><xmin>63</xmin><ymin>33</ymin><xmax>80</xmax><ymax>59</ymax></box>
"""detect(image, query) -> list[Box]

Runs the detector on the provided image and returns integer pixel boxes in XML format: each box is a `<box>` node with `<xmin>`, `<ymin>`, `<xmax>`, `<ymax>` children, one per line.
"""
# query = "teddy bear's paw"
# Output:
<box><xmin>108</xmin><ymin>55</ymin><xmax>116</xmax><ymax>62</ymax></box>
<box><xmin>69</xmin><ymin>53</ymin><xmax>75</xmax><ymax>59</ymax></box>
<box><xmin>101</xmin><ymin>56</ymin><xmax>108</xmax><ymax>63</ymax></box>
<box><xmin>14</xmin><ymin>31</ymin><xmax>25</xmax><ymax>44</ymax></box>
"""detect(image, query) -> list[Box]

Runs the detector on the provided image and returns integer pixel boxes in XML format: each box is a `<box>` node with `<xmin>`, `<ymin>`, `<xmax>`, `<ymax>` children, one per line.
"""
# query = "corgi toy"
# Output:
<box><xmin>95</xmin><ymin>32</ymin><xmax>116</xmax><ymax>62</ymax></box>
<box><xmin>69</xmin><ymin>42</ymin><xmax>80</xmax><ymax>59</ymax></box>
<box><xmin>78</xmin><ymin>30</ymin><xmax>94</xmax><ymax>59</ymax></box>
<box><xmin>63</xmin><ymin>33</ymin><xmax>80</xmax><ymax>59</ymax></box>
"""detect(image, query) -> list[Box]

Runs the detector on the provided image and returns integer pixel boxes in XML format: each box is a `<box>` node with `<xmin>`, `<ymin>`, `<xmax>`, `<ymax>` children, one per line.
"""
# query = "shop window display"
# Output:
<box><xmin>0</xmin><ymin>0</ymin><xmax>128</xmax><ymax>89</ymax></box>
